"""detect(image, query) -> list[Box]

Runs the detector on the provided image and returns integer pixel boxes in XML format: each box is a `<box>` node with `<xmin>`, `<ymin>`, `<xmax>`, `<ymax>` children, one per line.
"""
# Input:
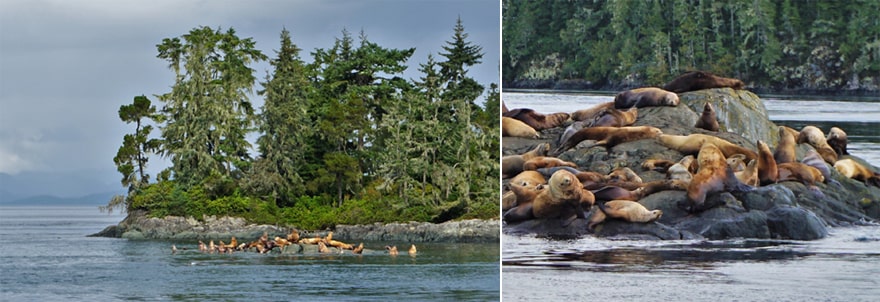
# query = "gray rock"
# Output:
<box><xmin>765</xmin><ymin>206</ymin><xmax>828</xmax><ymax>240</ymax></box>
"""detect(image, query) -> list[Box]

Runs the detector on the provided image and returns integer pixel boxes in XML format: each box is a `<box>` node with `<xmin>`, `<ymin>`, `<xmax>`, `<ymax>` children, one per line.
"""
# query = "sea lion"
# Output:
<box><xmin>694</xmin><ymin>102</ymin><xmax>719</xmax><ymax>131</ymax></box>
<box><xmin>299</xmin><ymin>237</ymin><xmax>322</xmax><ymax>245</ymax></box>
<box><xmin>502</xmin><ymin>117</ymin><xmax>539</xmax><ymax>139</ymax></box>
<box><xmin>385</xmin><ymin>245</ymin><xmax>398</xmax><ymax>256</ymax></box>
<box><xmin>503</xmin><ymin>170</ymin><xmax>595</xmax><ymax>225</ymax></box>
<box><xmin>286</xmin><ymin>229</ymin><xmax>300</xmax><ymax>243</ymax></box>
<box><xmin>606</xmin><ymin>167</ymin><xmax>643</xmax><ymax>183</ymax></box>
<box><xmin>834</xmin><ymin>159</ymin><xmax>880</xmax><ymax>187</ymax></box>
<box><xmin>316</xmin><ymin>242</ymin><xmax>330</xmax><ymax>253</ymax></box>
<box><xmin>802</xmin><ymin>150</ymin><xmax>840</xmax><ymax>187</ymax></box>
<box><xmin>571</xmin><ymin>102</ymin><xmax>615</xmax><ymax>121</ymax></box>
<box><xmin>501</xmin><ymin>143</ymin><xmax>550</xmax><ymax>178</ymax></box>
<box><xmin>774</xmin><ymin>127</ymin><xmax>797</xmax><ymax>164</ymax></box>
<box><xmin>797</xmin><ymin>126</ymin><xmax>838</xmax><ymax>164</ymax></box>
<box><xmin>658</xmin><ymin>134</ymin><xmax>758</xmax><ymax>162</ymax></box>
<box><xmin>589</xmin><ymin>199</ymin><xmax>663</xmax><ymax>229</ymax></box>
<box><xmin>352</xmin><ymin>243</ymin><xmax>364</xmax><ymax>254</ymax></box>
<box><xmin>613</xmin><ymin>87</ymin><xmax>680</xmax><ymax>109</ymax></box>
<box><xmin>826</xmin><ymin>127</ymin><xmax>849</xmax><ymax>156</ymax></box>
<box><xmin>757</xmin><ymin>140</ymin><xmax>779</xmax><ymax>185</ymax></box>
<box><xmin>328</xmin><ymin>240</ymin><xmax>353</xmax><ymax>250</ymax></box>
<box><xmin>662</xmin><ymin>71</ymin><xmax>745</xmax><ymax>93</ymax></box>
<box><xmin>553</xmin><ymin>126</ymin><xmax>663</xmax><ymax>156</ymax></box>
<box><xmin>502</xmin><ymin>191</ymin><xmax>518</xmax><ymax>211</ymax></box>
<box><xmin>640</xmin><ymin>179</ymin><xmax>689</xmax><ymax>195</ymax></box>
<box><xmin>735</xmin><ymin>159</ymin><xmax>759</xmax><ymax>186</ymax></box>
<box><xmin>503</xmin><ymin>108</ymin><xmax>570</xmax><ymax>131</ymax></box>
<box><xmin>727</xmin><ymin>155</ymin><xmax>747</xmax><ymax>172</ymax></box>
<box><xmin>592</xmin><ymin>186</ymin><xmax>644</xmax><ymax>202</ymax></box>
<box><xmin>778</xmin><ymin>162</ymin><xmax>826</xmax><ymax>196</ymax></box>
<box><xmin>506</xmin><ymin>171</ymin><xmax>546</xmax><ymax>210</ymax></box>
<box><xmin>522</xmin><ymin>156</ymin><xmax>578</xmax><ymax>171</ymax></box>
<box><xmin>198</xmin><ymin>240</ymin><xmax>207</xmax><ymax>252</ymax></box>
<box><xmin>594</xmin><ymin>107</ymin><xmax>639</xmax><ymax>127</ymax></box>
<box><xmin>408</xmin><ymin>244</ymin><xmax>417</xmax><ymax>256</ymax></box>
<box><xmin>686</xmin><ymin>143</ymin><xmax>752</xmax><ymax>211</ymax></box>
<box><xmin>642</xmin><ymin>159</ymin><xmax>676</xmax><ymax>172</ymax></box>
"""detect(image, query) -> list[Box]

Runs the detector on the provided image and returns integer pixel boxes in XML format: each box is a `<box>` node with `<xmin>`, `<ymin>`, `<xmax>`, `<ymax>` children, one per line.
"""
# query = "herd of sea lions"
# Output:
<box><xmin>502</xmin><ymin>71</ymin><xmax>880</xmax><ymax>230</ymax></box>
<box><xmin>170</xmin><ymin>229</ymin><xmax>417</xmax><ymax>257</ymax></box>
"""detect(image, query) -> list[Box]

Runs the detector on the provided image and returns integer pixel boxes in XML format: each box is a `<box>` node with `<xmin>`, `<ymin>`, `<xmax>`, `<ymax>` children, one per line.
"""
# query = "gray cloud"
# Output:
<box><xmin>0</xmin><ymin>0</ymin><xmax>499</xmax><ymax>181</ymax></box>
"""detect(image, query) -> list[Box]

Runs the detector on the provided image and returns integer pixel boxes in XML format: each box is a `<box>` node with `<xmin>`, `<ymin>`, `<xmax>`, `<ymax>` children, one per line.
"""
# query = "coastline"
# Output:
<box><xmin>89</xmin><ymin>210</ymin><xmax>500</xmax><ymax>243</ymax></box>
<box><xmin>502</xmin><ymin>79</ymin><xmax>880</xmax><ymax>97</ymax></box>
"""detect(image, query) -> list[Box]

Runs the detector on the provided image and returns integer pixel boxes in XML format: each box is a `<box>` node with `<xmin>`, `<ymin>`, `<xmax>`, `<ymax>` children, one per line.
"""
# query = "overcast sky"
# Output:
<box><xmin>0</xmin><ymin>0</ymin><xmax>500</xmax><ymax>182</ymax></box>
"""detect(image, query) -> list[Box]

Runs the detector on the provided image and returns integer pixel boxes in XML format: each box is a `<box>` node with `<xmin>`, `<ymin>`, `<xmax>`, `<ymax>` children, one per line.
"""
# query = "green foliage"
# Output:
<box><xmin>110</xmin><ymin>20</ymin><xmax>499</xmax><ymax>229</ymax></box>
<box><xmin>504</xmin><ymin>0</ymin><xmax>880</xmax><ymax>90</ymax></box>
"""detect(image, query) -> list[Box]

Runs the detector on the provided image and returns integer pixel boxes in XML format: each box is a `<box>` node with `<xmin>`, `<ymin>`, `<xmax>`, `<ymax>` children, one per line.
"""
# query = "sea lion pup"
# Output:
<box><xmin>834</xmin><ymin>159</ymin><xmax>880</xmax><ymax>187</ymax></box>
<box><xmin>686</xmin><ymin>144</ymin><xmax>752</xmax><ymax>211</ymax></box>
<box><xmin>552</xmin><ymin>126</ymin><xmax>663</xmax><ymax>156</ymax></box>
<box><xmin>522</xmin><ymin>156</ymin><xmax>578</xmax><ymax>171</ymax></box>
<box><xmin>642</xmin><ymin>159</ymin><xmax>676</xmax><ymax>172</ymax></box>
<box><xmin>408</xmin><ymin>244</ymin><xmax>417</xmax><ymax>256</ymax></box>
<box><xmin>667</xmin><ymin>155</ymin><xmax>696</xmax><ymax>183</ymax></box>
<box><xmin>613</xmin><ymin>87</ymin><xmax>680</xmax><ymax>109</ymax></box>
<box><xmin>695</xmin><ymin>102</ymin><xmax>720</xmax><ymax>132</ymax></box>
<box><xmin>606</xmin><ymin>167</ymin><xmax>643</xmax><ymax>183</ymax></box>
<box><xmin>662</xmin><ymin>70</ymin><xmax>745</xmax><ymax>93</ymax></box>
<box><xmin>502</xmin><ymin>117</ymin><xmax>539</xmax><ymax>139</ymax></box>
<box><xmin>503</xmin><ymin>108</ymin><xmax>570</xmax><ymax>131</ymax></box>
<box><xmin>352</xmin><ymin>243</ymin><xmax>365</xmax><ymax>254</ymax></box>
<box><xmin>501</xmin><ymin>143</ymin><xmax>550</xmax><ymax>178</ymax></box>
<box><xmin>592</xmin><ymin>186</ymin><xmax>645</xmax><ymax>202</ymax></box>
<box><xmin>589</xmin><ymin>199</ymin><xmax>663</xmax><ymax>229</ymax></box>
<box><xmin>385</xmin><ymin>245</ymin><xmax>398</xmax><ymax>256</ymax></box>
<box><xmin>797</xmin><ymin>125</ymin><xmax>838</xmax><ymax>164</ymax></box>
<box><xmin>571</xmin><ymin>102</ymin><xmax>615</xmax><ymax>121</ymax></box>
<box><xmin>318</xmin><ymin>241</ymin><xmax>331</xmax><ymax>254</ymax></box>
<box><xmin>658</xmin><ymin>133</ymin><xmax>758</xmax><ymax>162</ymax></box>
<box><xmin>774</xmin><ymin>127</ymin><xmax>797</xmax><ymax>164</ymax></box>
<box><xmin>827</xmin><ymin>127</ymin><xmax>849</xmax><ymax>157</ymax></box>
<box><xmin>757</xmin><ymin>140</ymin><xmax>779</xmax><ymax>185</ymax></box>
<box><xmin>735</xmin><ymin>159</ymin><xmax>759</xmax><ymax>187</ymax></box>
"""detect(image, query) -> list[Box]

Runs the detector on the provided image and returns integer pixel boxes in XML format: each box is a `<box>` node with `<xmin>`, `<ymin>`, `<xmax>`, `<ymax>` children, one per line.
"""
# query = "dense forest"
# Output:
<box><xmin>503</xmin><ymin>0</ymin><xmax>880</xmax><ymax>93</ymax></box>
<box><xmin>104</xmin><ymin>19</ymin><xmax>500</xmax><ymax>229</ymax></box>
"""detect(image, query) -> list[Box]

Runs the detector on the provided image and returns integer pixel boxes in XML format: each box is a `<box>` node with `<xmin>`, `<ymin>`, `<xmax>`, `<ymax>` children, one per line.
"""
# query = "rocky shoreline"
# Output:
<box><xmin>89</xmin><ymin>210</ymin><xmax>499</xmax><ymax>243</ymax></box>
<box><xmin>503</xmin><ymin>88</ymin><xmax>880</xmax><ymax>240</ymax></box>
<box><xmin>503</xmin><ymin>79</ymin><xmax>880</xmax><ymax>97</ymax></box>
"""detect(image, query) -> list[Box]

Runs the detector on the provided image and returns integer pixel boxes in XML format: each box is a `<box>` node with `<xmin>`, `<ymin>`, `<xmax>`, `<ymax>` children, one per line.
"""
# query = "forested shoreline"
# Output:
<box><xmin>503</xmin><ymin>0</ymin><xmax>880</xmax><ymax>94</ymax></box>
<box><xmin>104</xmin><ymin>19</ymin><xmax>500</xmax><ymax>230</ymax></box>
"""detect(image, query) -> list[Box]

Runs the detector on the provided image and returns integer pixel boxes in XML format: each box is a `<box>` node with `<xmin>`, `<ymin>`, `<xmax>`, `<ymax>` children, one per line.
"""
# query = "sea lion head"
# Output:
<box><xmin>549</xmin><ymin>170</ymin><xmax>580</xmax><ymax>200</ymax></box>
<box><xmin>649</xmin><ymin>210</ymin><xmax>663</xmax><ymax>222</ymax></box>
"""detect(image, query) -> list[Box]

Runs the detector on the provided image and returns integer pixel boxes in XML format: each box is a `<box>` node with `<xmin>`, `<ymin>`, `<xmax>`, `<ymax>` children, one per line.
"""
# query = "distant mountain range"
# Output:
<box><xmin>0</xmin><ymin>170</ymin><xmax>124</xmax><ymax>206</ymax></box>
<box><xmin>0</xmin><ymin>191</ymin><xmax>122</xmax><ymax>206</ymax></box>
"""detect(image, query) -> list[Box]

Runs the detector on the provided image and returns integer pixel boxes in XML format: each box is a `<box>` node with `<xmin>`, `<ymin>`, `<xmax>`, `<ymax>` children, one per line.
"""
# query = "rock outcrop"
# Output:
<box><xmin>90</xmin><ymin>210</ymin><xmax>499</xmax><ymax>243</ymax></box>
<box><xmin>503</xmin><ymin>88</ymin><xmax>880</xmax><ymax>240</ymax></box>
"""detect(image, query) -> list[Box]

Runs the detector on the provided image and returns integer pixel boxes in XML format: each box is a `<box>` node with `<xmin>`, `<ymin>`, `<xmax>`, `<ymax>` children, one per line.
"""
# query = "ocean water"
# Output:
<box><xmin>502</xmin><ymin>91</ymin><xmax>880</xmax><ymax>301</ymax></box>
<box><xmin>0</xmin><ymin>206</ymin><xmax>499</xmax><ymax>301</ymax></box>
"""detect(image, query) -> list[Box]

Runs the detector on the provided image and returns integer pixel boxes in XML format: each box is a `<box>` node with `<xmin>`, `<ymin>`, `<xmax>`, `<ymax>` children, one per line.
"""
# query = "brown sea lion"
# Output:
<box><xmin>352</xmin><ymin>243</ymin><xmax>364</xmax><ymax>254</ymax></box>
<box><xmin>299</xmin><ymin>237</ymin><xmax>322</xmax><ymax>245</ymax></box>
<box><xmin>735</xmin><ymin>159</ymin><xmax>759</xmax><ymax>187</ymax></box>
<box><xmin>662</xmin><ymin>71</ymin><xmax>745</xmax><ymax>93</ymax></box>
<box><xmin>502</xmin><ymin>117</ymin><xmax>539</xmax><ymax>139</ymax></box>
<box><xmin>641</xmin><ymin>179</ymin><xmax>689</xmax><ymax>195</ymax></box>
<box><xmin>834</xmin><ymin>159</ymin><xmax>880</xmax><ymax>187</ymax></box>
<box><xmin>328</xmin><ymin>240</ymin><xmax>353</xmax><ymax>250</ymax></box>
<box><xmin>385</xmin><ymin>245</ymin><xmax>398</xmax><ymax>256</ymax></box>
<box><xmin>501</xmin><ymin>143</ymin><xmax>549</xmax><ymax>178</ymax></box>
<box><xmin>658</xmin><ymin>134</ymin><xmax>758</xmax><ymax>162</ymax></box>
<box><xmin>774</xmin><ymin>127</ymin><xmax>797</xmax><ymax>164</ymax></box>
<box><xmin>571</xmin><ymin>102</ymin><xmax>615</xmax><ymax>121</ymax></box>
<box><xmin>286</xmin><ymin>229</ymin><xmax>300</xmax><ymax>243</ymax></box>
<box><xmin>826</xmin><ymin>127</ymin><xmax>849</xmax><ymax>157</ymax></box>
<box><xmin>797</xmin><ymin>126</ymin><xmax>838</xmax><ymax>164</ymax></box>
<box><xmin>802</xmin><ymin>150</ymin><xmax>839</xmax><ymax>187</ymax></box>
<box><xmin>642</xmin><ymin>159</ymin><xmax>676</xmax><ymax>172</ymax></box>
<box><xmin>757</xmin><ymin>140</ymin><xmax>779</xmax><ymax>185</ymax></box>
<box><xmin>408</xmin><ymin>244</ymin><xmax>417</xmax><ymax>256</ymax></box>
<box><xmin>606</xmin><ymin>167</ymin><xmax>643</xmax><ymax>183</ymax></box>
<box><xmin>503</xmin><ymin>170</ymin><xmax>595</xmax><ymax>225</ymax></box>
<box><xmin>589</xmin><ymin>199</ymin><xmax>662</xmax><ymax>229</ymax></box>
<box><xmin>613</xmin><ymin>87</ymin><xmax>680</xmax><ymax>109</ymax></box>
<box><xmin>522</xmin><ymin>156</ymin><xmax>578</xmax><ymax>171</ymax></box>
<box><xmin>503</xmin><ymin>108</ymin><xmax>570</xmax><ymax>131</ymax></box>
<box><xmin>694</xmin><ymin>102</ymin><xmax>720</xmax><ymax>132</ymax></box>
<box><xmin>778</xmin><ymin>162</ymin><xmax>826</xmax><ymax>197</ymax></box>
<box><xmin>727</xmin><ymin>155</ymin><xmax>747</xmax><ymax>172</ymax></box>
<box><xmin>553</xmin><ymin>126</ymin><xmax>663</xmax><ymax>156</ymax></box>
<box><xmin>502</xmin><ymin>191</ymin><xmax>518</xmax><ymax>212</ymax></box>
<box><xmin>686</xmin><ymin>143</ymin><xmax>752</xmax><ymax>211</ymax></box>
<box><xmin>594</xmin><ymin>107</ymin><xmax>639</xmax><ymax>127</ymax></box>
<box><xmin>592</xmin><ymin>186</ymin><xmax>644</xmax><ymax>202</ymax></box>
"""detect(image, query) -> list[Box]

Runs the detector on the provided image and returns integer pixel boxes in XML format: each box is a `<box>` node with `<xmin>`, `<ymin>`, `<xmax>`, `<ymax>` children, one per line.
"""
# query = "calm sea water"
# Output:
<box><xmin>0</xmin><ymin>206</ymin><xmax>499</xmax><ymax>301</ymax></box>
<box><xmin>503</xmin><ymin>91</ymin><xmax>880</xmax><ymax>301</ymax></box>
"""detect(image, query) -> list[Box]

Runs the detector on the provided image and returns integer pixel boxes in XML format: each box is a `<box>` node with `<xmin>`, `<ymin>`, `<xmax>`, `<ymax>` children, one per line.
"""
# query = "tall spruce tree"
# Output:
<box><xmin>155</xmin><ymin>26</ymin><xmax>266</xmax><ymax>187</ymax></box>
